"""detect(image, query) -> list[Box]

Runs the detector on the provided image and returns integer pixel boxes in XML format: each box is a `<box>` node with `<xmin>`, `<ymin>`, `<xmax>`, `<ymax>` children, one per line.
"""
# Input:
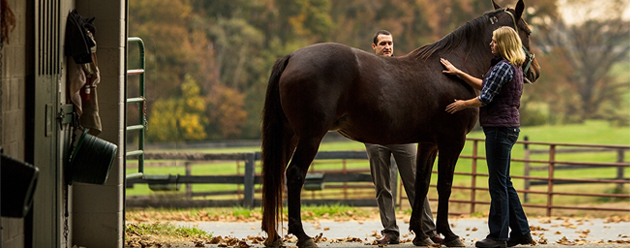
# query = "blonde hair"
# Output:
<box><xmin>493</xmin><ymin>26</ymin><xmax>526</xmax><ymax>66</ymax></box>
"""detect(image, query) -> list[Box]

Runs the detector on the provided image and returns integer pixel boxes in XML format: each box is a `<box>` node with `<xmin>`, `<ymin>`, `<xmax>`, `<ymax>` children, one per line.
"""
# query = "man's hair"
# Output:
<box><xmin>372</xmin><ymin>30</ymin><xmax>391</xmax><ymax>45</ymax></box>
<box><xmin>493</xmin><ymin>26</ymin><xmax>526</xmax><ymax>66</ymax></box>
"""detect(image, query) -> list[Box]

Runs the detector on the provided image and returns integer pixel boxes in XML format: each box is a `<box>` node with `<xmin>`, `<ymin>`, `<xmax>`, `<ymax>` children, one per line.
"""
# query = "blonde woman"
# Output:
<box><xmin>440</xmin><ymin>26</ymin><xmax>534</xmax><ymax>248</ymax></box>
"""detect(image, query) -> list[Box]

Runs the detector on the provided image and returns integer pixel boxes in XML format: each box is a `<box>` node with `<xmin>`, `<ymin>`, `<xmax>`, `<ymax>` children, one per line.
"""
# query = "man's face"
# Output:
<box><xmin>372</xmin><ymin>34</ymin><xmax>393</xmax><ymax>57</ymax></box>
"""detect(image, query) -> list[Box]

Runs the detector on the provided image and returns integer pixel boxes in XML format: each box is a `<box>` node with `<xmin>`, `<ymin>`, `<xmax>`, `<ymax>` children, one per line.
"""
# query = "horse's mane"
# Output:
<box><xmin>411</xmin><ymin>9</ymin><xmax>504</xmax><ymax>61</ymax></box>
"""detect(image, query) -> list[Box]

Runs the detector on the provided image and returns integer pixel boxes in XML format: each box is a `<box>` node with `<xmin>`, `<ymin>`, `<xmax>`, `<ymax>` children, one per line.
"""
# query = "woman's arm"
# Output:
<box><xmin>445</xmin><ymin>97</ymin><xmax>483</xmax><ymax>114</ymax></box>
<box><xmin>440</xmin><ymin>58</ymin><xmax>483</xmax><ymax>90</ymax></box>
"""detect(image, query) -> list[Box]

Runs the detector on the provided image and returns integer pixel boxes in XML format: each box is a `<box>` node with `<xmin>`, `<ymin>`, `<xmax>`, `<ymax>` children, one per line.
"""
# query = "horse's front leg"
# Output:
<box><xmin>410</xmin><ymin>143</ymin><xmax>438</xmax><ymax>246</ymax></box>
<box><xmin>435</xmin><ymin>148</ymin><xmax>465</xmax><ymax>247</ymax></box>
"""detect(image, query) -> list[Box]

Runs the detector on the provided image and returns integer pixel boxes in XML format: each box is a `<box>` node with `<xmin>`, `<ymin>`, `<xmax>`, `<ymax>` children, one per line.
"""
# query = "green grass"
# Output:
<box><xmin>125</xmin><ymin>222</ymin><xmax>211</xmax><ymax>238</ymax></box>
<box><xmin>126</xmin><ymin>204</ymin><xmax>378</xmax><ymax>222</ymax></box>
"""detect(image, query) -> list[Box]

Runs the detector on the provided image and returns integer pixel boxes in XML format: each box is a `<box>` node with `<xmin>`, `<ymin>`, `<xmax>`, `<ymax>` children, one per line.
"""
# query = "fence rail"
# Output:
<box><xmin>446</xmin><ymin>138</ymin><xmax>629</xmax><ymax>216</ymax></box>
<box><xmin>126</xmin><ymin>151</ymin><xmax>387</xmax><ymax>208</ymax></box>
<box><xmin>126</xmin><ymin>138</ymin><xmax>630</xmax><ymax>216</ymax></box>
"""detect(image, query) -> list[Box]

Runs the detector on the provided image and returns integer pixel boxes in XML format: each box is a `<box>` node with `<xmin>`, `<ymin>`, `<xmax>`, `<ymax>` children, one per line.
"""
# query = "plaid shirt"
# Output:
<box><xmin>478</xmin><ymin>61</ymin><xmax>514</xmax><ymax>106</ymax></box>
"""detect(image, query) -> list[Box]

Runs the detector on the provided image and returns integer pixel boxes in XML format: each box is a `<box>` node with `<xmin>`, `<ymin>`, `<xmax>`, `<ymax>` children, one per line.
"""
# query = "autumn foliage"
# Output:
<box><xmin>129</xmin><ymin>0</ymin><xmax>629</xmax><ymax>142</ymax></box>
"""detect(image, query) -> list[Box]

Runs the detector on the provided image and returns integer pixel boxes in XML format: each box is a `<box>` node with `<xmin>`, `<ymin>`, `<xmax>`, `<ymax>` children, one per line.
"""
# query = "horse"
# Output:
<box><xmin>261</xmin><ymin>0</ymin><xmax>540</xmax><ymax>247</ymax></box>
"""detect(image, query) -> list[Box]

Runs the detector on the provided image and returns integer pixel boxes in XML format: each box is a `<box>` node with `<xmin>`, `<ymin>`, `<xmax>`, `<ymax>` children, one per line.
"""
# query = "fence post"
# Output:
<box><xmin>185</xmin><ymin>161</ymin><xmax>192</xmax><ymax>200</ymax></box>
<box><xmin>546</xmin><ymin>145</ymin><xmax>556</xmax><ymax>217</ymax></box>
<box><xmin>523</xmin><ymin>136</ymin><xmax>530</xmax><ymax>203</ymax></box>
<box><xmin>617</xmin><ymin>149</ymin><xmax>625</xmax><ymax>191</ymax></box>
<box><xmin>343</xmin><ymin>159</ymin><xmax>348</xmax><ymax>200</ymax></box>
<box><xmin>244</xmin><ymin>152</ymin><xmax>255</xmax><ymax>209</ymax></box>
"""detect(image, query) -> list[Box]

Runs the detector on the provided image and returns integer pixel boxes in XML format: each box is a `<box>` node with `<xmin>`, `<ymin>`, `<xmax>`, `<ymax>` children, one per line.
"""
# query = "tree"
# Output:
<box><xmin>205</xmin><ymin>84</ymin><xmax>248</xmax><ymax>139</ymax></box>
<box><xmin>206</xmin><ymin>17</ymin><xmax>266</xmax><ymax>91</ymax></box>
<box><xmin>146</xmin><ymin>75</ymin><xmax>208</xmax><ymax>142</ymax></box>
<box><xmin>129</xmin><ymin>0</ymin><xmax>201</xmax><ymax>101</ymax></box>
<box><xmin>532</xmin><ymin>0</ymin><xmax>630</xmax><ymax>123</ymax></box>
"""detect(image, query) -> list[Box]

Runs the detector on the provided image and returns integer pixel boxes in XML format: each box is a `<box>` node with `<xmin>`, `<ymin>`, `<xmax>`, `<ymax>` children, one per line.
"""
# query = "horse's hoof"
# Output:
<box><xmin>412</xmin><ymin>236</ymin><xmax>435</xmax><ymax>246</ymax></box>
<box><xmin>296</xmin><ymin>237</ymin><xmax>318</xmax><ymax>248</ymax></box>
<box><xmin>443</xmin><ymin>237</ymin><xmax>465</xmax><ymax>247</ymax></box>
<box><xmin>264</xmin><ymin>237</ymin><xmax>284</xmax><ymax>247</ymax></box>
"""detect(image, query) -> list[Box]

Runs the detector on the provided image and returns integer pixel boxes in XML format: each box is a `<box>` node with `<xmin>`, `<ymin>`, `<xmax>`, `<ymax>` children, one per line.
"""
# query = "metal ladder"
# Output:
<box><xmin>126</xmin><ymin>37</ymin><xmax>146</xmax><ymax>179</ymax></box>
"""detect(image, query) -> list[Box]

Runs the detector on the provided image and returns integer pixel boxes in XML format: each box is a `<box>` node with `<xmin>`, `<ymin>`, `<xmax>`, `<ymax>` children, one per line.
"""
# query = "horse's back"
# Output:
<box><xmin>283</xmin><ymin>42</ymin><xmax>365</xmax><ymax>80</ymax></box>
<box><xmin>278</xmin><ymin>43</ymin><xmax>364</xmax><ymax>135</ymax></box>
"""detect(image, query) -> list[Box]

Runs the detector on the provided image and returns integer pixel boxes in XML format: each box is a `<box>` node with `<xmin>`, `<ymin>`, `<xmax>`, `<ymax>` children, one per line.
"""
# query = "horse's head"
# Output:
<box><xmin>492</xmin><ymin>0</ymin><xmax>540</xmax><ymax>84</ymax></box>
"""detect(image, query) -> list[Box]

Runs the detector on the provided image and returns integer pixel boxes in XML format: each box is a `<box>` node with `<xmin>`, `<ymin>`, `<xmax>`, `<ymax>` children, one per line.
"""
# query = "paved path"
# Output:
<box><xmin>174</xmin><ymin>217</ymin><xmax>630</xmax><ymax>247</ymax></box>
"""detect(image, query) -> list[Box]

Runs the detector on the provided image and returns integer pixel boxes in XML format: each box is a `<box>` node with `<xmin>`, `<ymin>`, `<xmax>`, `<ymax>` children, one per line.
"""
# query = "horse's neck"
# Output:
<box><xmin>410</xmin><ymin>26</ymin><xmax>493</xmax><ymax>76</ymax></box>
<box><xmin>458</xmin><ymin>40</ymin><xmax>493</xmax><ymax>78</ymax></box>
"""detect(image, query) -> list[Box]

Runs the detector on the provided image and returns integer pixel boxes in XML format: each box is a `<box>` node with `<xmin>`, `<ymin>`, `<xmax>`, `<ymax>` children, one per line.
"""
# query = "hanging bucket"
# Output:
<box><xmin>69</xmin><ymin>129</ymin><xmax>117</xmax><ymax>184</ymax></box>
<box><xmin>1</xmin><ymin>154</ymin><xmax>39</xmax><ymax>218</ymax></box>
<box><xmin>303</xmin><ymin>173</ymin><xmax>325</xmax><ymax>191</ymax></box>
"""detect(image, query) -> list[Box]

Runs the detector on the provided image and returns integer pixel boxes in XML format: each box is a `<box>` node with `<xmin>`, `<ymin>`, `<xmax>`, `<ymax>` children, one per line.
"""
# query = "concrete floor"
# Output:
<box><xmin>171</xmin><ymin>217</ymin><xmax>630</xmax><ymax>247</ymax></box>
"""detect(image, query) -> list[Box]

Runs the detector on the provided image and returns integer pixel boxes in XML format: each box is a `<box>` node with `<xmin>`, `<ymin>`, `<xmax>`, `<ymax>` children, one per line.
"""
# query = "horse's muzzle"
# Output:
<box><xmin>524</xmin><ymin>70</ymin><xmax>538</xmax><ymax>84</ymax></box>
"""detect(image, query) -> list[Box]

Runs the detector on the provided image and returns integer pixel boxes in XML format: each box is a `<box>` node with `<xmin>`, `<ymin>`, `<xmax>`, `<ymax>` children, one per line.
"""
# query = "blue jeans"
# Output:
<box><xmin>483</xmin><ymin>127</ymin><xmax>530</xmax><ymax>241</ymax></box>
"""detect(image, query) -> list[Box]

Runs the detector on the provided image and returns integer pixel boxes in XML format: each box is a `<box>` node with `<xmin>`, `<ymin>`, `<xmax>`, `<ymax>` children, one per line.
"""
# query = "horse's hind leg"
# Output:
<box><xmin>286</xmin><ymin>135</ymin><xmax>325</xmax><ymax>248</ymax></box>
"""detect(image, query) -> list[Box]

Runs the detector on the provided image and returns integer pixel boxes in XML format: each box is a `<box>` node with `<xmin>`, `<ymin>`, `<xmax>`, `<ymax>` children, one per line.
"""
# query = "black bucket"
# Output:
<box><xmin>69</xmin><ymin>129</ymin><xmax>117</xmax><ymax>184</ymax></box>
<box><xmin>1</xmin><ymin>154</ymin><xmax>39</xmax><ymax>218</ymax></box>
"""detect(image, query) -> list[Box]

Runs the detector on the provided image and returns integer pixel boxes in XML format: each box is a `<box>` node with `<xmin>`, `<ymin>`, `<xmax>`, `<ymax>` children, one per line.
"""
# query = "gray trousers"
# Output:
<box><xmin>365</xmin><ymin>143</ymin><xmax>437</xmax><ymax>240</ymax></box>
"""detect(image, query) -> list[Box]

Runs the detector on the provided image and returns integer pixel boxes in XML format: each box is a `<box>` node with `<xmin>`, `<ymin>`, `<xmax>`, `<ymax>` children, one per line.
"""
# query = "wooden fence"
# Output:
<box><xmin>126</xmin><ymin>151</ymin><xmax>397</xmax><ymax>208</ymax></box>
<box><xmin>522</xmin><ymin>136</ymin><xmax>627</xmax><ymax>203</ymax></box>
<box><xmin>126</xmin><ymin>138</ymin><xmax>630</xmax><ymax>216</ymax></box>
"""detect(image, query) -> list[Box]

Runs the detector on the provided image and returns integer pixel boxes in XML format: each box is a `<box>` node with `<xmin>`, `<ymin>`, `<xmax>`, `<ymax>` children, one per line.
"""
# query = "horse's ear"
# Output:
<box><xmin>515</xmin><ymin>0</ymin><xmax>525</xmax><ymax>20</ymax></box>
<box><xmin>492</xmin><ymin>0</ymin><xmax>501</xmax><ymax>10</ymax></box>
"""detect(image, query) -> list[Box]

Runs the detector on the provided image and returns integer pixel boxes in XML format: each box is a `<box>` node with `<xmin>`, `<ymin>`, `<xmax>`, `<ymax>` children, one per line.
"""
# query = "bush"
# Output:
<box><xmin>520</xmin><ymin>107</ymin><xmax>547</xmax><ymax>127</ymax></box>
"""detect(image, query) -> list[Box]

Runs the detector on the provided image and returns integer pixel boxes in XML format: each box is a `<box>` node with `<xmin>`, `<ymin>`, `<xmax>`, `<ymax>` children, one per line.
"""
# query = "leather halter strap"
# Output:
<box><xmin>503</xmin><ymin>9</ymin><xmax>535</xmax><ymax>77</ymax></box>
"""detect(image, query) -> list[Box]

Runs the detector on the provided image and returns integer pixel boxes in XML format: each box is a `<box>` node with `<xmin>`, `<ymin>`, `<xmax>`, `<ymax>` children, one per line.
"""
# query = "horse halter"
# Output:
<box><xmin>500</xmin><ymin>10</ymin><xmax>536</xmax><ymax>78</ymax></box>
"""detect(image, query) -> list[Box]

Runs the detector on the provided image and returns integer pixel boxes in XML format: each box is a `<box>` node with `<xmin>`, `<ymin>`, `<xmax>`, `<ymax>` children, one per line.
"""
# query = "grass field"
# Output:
<box><xmin>126</xmin><ymin>120</ymin><xmax>629</xmax><ymax>215</ymax></box>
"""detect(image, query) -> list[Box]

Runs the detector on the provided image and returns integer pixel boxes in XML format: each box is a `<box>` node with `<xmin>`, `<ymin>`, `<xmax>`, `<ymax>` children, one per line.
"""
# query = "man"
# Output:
<box><xmin>366</xmin><ymin>30</ymin><xmax>443</xmax><ymax>245</ymax></box>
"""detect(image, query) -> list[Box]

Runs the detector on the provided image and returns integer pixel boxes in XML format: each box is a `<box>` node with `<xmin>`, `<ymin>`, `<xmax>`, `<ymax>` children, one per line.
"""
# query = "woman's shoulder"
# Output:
<box><xmin>493</xmin><ymin>60</ymin><xmax>515</xmax><ymax>72</ymax></box>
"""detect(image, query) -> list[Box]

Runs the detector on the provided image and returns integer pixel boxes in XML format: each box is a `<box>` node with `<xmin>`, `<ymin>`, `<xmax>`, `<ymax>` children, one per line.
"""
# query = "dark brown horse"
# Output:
<box><xmin>261</xmin><ymin>0</ymin><xmax>540</xmax><ymax>247</ymax></box>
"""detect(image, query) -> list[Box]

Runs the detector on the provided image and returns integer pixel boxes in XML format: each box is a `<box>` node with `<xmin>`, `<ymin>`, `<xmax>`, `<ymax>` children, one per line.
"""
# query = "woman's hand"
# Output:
<box><xmin>445</xmin><ymin>99</ymin><xmax>466</xmax><ymax>114</ymax></box>
<box><xmin>440</xmin><ymin>58</ymin><xmax>460</xmax><ymax>75</ymax></box>
<box><xmin>440</xmin><ymin>58</ymin><xmax>484</xmax><ymax>90</ymax></box>
<box><xmin>446</xmin><ymin>98</ymin><xmax>483</xmax><ymax>114</ymax></box>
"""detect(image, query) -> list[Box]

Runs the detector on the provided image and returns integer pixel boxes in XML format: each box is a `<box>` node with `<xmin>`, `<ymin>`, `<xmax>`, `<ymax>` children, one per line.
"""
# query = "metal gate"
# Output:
<box><xmin>126</xmin><ymin>37</ymin><xmax>147</xmax><ymax>179</ymax></box>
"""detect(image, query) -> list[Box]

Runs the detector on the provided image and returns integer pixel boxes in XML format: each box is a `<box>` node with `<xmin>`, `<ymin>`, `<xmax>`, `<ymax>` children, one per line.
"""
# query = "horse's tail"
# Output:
<box><xmin>261</xmin><ymin>54</ymin><xmax>291</xmax><ymax>241</ymax></box>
